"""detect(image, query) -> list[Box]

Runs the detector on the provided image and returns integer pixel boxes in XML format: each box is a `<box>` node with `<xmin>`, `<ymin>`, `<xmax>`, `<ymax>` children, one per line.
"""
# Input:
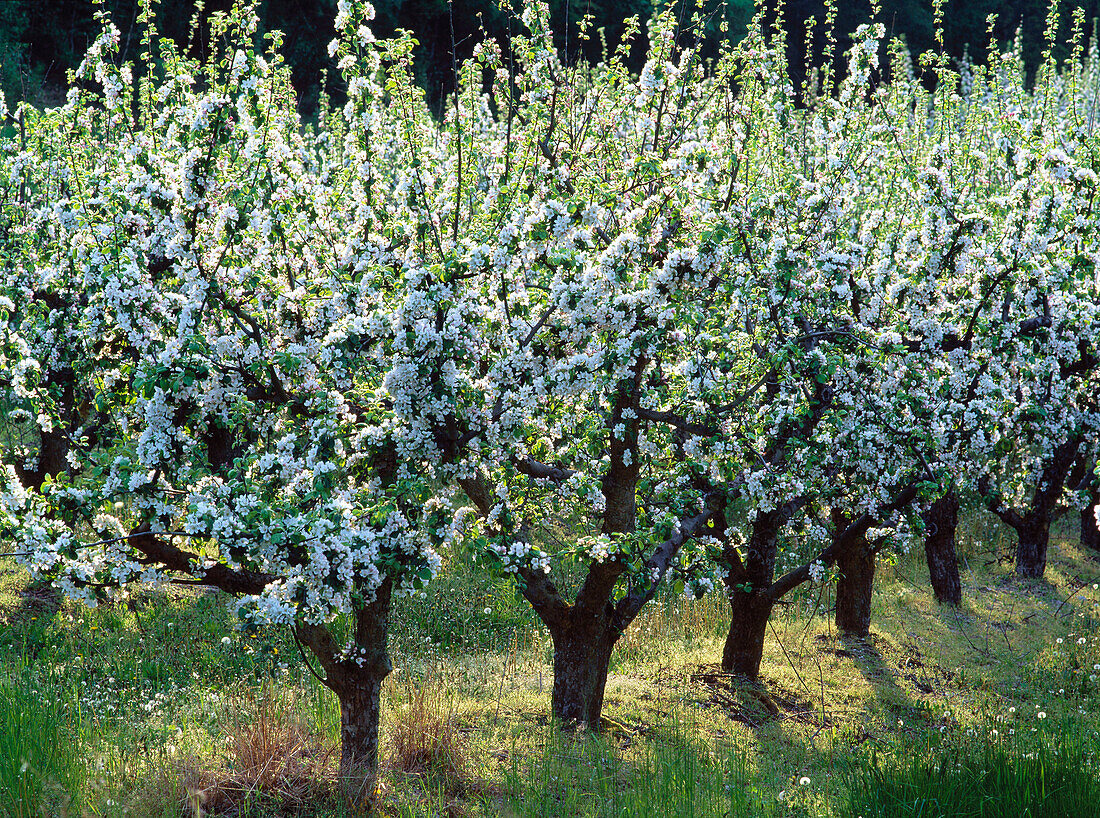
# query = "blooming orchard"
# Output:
<box><xmin>0</xmin><ymin>0</ymin><xmax>1098</xmax><ymax>787</ymax></box>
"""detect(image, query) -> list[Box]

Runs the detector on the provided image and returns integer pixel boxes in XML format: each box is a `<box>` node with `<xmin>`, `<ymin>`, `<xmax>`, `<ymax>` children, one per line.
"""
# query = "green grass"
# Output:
<box><xmin>1</xmin><ymin>510</ymin><xmax>1099</xmax><ymax>815</ymax></box>
<box><xmin>0</xmin><ymin>665</ymin><xmax>85</xmax><ymax>818</ymax></box>
<box><xmin>841</xmin><ymin>722</ymin><xmax>1100</xmax><ymax>818</ymax></box>
<box><xmin>504</xmin><ymin>720</ymin><xmax>776</xmax><ymax>818</ymax></box>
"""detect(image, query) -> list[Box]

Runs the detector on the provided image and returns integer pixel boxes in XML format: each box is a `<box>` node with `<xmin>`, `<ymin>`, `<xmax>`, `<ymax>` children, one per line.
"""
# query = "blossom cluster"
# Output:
<box><xmin>0</xmin><ymin>0</ymin><xmax>1096</xmax><ymax>639</ymax></box>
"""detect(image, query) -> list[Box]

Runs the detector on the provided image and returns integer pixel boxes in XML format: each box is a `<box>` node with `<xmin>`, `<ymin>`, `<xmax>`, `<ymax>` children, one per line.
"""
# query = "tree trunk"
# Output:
<box><xmin>295</xmin><ymin>581</ymin><xmax>393</xmax><ymax>801</ymax></box>
<box><xmin>1014</xmin><ymin>517</ymin><xmax>1051</xmax><ymax>578</ymax></box>
<box><xmin>550</xmin><ymin>622</ymin><xmax>617</xmax><ymax>726</ymax></box>
<box><xmin>1082</xmin><ymin>503</ymin><xmax>1100</xmax><ymax>552</ymax></box>
<box><xmin>923</xmin><ymin>488</ymin><xmax>962</xmax><ymax>605</ymax></box>
<box><xmin>14</xmin><ymin>428</ymin><xmax>70</xmax><ymax>492</ymax></box>
<box><xmin>721</xmin><ymin>590</ymin><xmax>774</xmax><ymax>679</ymax></box>
<box><xmin>980</xmin><ymin>436</ymin><xmax>1082</xmax><ymax>581</ymax></box>
<box><xmin>721</xmin><ymin>508</ymin><xmax>783</xmax><ymax>680</ymax></box>
<box><xmin>332</xmin><ymin>668</ymin><xmax>387</xmax><ymax>799</ymax></box>
<box><xmin>14</xmin><ymin>398</ymin><xmax>72</xmax><ymax>617</ymax></box>
<box><xmin>835</xmin><ymin>539</ymin><xmax>875</xmax><ymax>638</ymax></box>
<box><xmin>1082</xmin><ymin>480</ymin><xmax>1100</xmax><ymax>553</ymax></box>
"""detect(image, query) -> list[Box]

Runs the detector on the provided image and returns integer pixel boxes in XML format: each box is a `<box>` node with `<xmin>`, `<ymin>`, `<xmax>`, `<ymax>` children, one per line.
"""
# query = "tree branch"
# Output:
<box><xmin>635</xmin><ymin>406</ymin><xmax>717</xmax><ymax>437</ymax></box>
<box><xmin>769</xmin><ymin>483</ymin><xmax>920</xmax><ymax>600</ymax></box>
<box><xmin>613</xmin><ymin>494</ymin><xmax>723</xmax><ymax>628</ymax></box>
<box><xmin>128</xmin><ymin>523</ymin><xmax>276</xmax><ymax>595</ymax></box>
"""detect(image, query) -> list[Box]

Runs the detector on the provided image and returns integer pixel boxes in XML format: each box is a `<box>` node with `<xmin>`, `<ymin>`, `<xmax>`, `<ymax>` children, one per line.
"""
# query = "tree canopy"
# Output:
<box><xmin>3</xmin><ymin>0</ymin><xmax>1099</xmax><ymax>117</ymax></box>
<box><xmin>0</xmin><ymin>0</ymin><xmax>1097</xmax><ymax>796</ymax></box>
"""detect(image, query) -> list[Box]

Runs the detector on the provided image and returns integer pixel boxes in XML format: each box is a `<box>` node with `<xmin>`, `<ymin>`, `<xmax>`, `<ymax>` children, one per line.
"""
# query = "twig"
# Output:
<box><xmin>1054</xmin><ymin>575</ymin><xmax>1092</xmax><ymax>618</ymax></box>
<box><xmin>293</xmin><ymin>628</ymin><xmax>329</xmax><ymax>687</ymax></box>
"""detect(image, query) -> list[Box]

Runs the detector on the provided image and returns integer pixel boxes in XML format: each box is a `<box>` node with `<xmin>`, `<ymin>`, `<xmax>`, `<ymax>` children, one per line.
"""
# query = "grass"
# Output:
<box><xmin>503</xmin><ymin>720</ymin><xmax>775</xmax><ymax>818</ymax></box>
<box><xmin>841</xmin><ymin>721</ymin><xmax>1100</xmax><ymax>817</ymax></box>
<box><xmin>1</xmin><ymin>509</ymin><xmax>1100</xmax><ymax>816</ymax></box>
<box><xmin>0</xmin><ymin>665</ymin><xmax>85</xmax><ymax>818</ymax></box>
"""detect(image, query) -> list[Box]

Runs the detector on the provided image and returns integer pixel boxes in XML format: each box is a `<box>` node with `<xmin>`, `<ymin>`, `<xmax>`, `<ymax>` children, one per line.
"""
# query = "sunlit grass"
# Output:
<box><xmin>1</xmin><ymin>508</ymin><xmax>1099</xmax><ymax>815</ymax></box>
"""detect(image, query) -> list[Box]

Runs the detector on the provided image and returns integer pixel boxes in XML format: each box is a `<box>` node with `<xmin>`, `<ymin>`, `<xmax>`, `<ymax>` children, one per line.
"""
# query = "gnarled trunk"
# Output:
<box><xmin>721</xmin><ymin>508</ymin><xmax>783</xmax><ymax>679</ymax></box>
<box><xmin>296</xmin><ymin>580</ymin><xmax>393</xmax><ymax>800</ymax></box>
<box><xmin>835</xmin><ymin>540</ymin><xmax>874</xmax><ymax>638</ymax></box>
<box><xmin>721</xmin><ymin>590</ymin><xmax>774</xmax><ymax>679</ymax></box>
<box><xmin>550</xmin><ymin>621</ymin><xmax>617</xmax><ymax>726</ymax></box>
<box><xmin>923</xmin><ymin>488</ymin><xmax>962</xmax><ymax>605</ymax></box>
<box><xmin>1081</xmin><ymin>479</ymin><xmax>1100</xmax><ymax>553</ymax></box>
<box><xmin>331</xmin><ymin>667</ymin><xmax>388</xmax><ymax>798</ymax></box>
<box><xmin>980</xmin><ymin>436</ymin><xmax>1083</xmax><ymax>580</ymax></box>
<box><xmin>1014</xmin><ymin>517</ymin><xmax>1051</xmax><ymax>578</ymax></box>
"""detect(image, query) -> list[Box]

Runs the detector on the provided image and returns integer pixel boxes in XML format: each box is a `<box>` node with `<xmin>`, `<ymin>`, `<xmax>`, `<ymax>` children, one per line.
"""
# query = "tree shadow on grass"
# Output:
<box><xmin>832</xmin><ymin>633</ymin><xmax>932</xmax><ymax>728</ymax></box>
<box><xmin>688</xmin><ymin>663</ymin><xmax>824</xmax><ymax>732</ymax></box>
<box><xmin>0</xmin><ymin>562</ymin><xmax>62</xmax><ymax>662</ymax></box>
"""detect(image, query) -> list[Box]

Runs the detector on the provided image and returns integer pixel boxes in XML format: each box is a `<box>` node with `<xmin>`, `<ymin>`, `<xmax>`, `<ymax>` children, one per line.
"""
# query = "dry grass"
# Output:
<box><xmin>174</xmin><ymin>697</ymin><xmax>338</xmax><ymax>816</ymax></box>
<box><xmin>385</xmin><ymin>683</ymin><xmax>475</xmax><ymax>798</ymax></box>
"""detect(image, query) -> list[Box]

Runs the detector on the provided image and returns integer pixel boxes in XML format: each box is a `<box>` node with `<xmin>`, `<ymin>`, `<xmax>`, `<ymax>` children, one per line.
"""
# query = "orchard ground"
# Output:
<box><xmin>3</xmin><ymin>509</ymin><xmax>1100</xmax><ymax>817</ymax></box>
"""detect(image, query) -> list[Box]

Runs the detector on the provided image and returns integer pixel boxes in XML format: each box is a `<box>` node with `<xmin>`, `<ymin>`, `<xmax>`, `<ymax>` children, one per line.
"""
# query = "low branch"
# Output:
<box><xmin>517</xmin><ymin>564</ymin><xmax>571</xmax><ymax>631</ymax></box>
<box><xmin>769</xmin><ymin>483</ymin><xmax>920</xmax><ymax>600</ymax></box>
<box><xmin>128</xmin><ymin>523</ymin><xmax>276</xmax><ymax>595</ymax></box>
<box><xmin>294</xmin><ymin>621</ymin><xmax>340</xmax><ymax>680</ymax></box>
<box><xmin>516</xmin><ymin>457</ymin><xmax>575</xmax><ymax>483</ymax></box>
<box><xmin>457</xmin><ymin>471</ymin><xmax>572</xmax><ymax>628</ymax></box>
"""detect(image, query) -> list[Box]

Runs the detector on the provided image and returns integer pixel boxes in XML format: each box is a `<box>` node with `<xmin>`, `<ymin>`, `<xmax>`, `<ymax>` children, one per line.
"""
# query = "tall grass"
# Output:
<box><xmin>505</xmin><ymin>720</ymin><xmax>773</xmax><ymax>818</ymax></box>
<box><xmin>842</xmin><ymin>722</ymin><xmax>1100</xmax><ymax>818</ymax></box>
<box><xmin>0</xmin><ymin>668</ymin><xmax>84</xmax><ymax>818</ymax></box>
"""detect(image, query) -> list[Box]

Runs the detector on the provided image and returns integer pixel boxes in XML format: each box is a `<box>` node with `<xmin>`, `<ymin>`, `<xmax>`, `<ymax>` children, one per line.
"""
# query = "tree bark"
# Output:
<box><xmin>13</xmin><ymin>369</ymin><xmax>75</xmax><ymax>614</ymax></box>
<box><xmin>550</xmin><ymin>621</ymin><xmax>617</xmax><ymax>726</ymax></box>
<box><xmin>835</xmin><ymin>538</ymin><xmax>874</xmax><ymax>638</ymax></box>
<box><xmin>721</xmin><ymin>507</ymin><xmax>784</xmax><ymax>680</ymax></box>
<box><xmin>923</xmin><ymin>488</ymin><xmax>962</xmax><ymax>605</ymax></box>
<box><xmin>721</xmin><ymin>589</ymin><xmax>774</xmax><ymax>678</ymax></box>
<box><xmin>1083</xmin><ymin>503</ymin><xmax>1100</xmax><ymax>553</ymax></box>
<box><xmin>1014</xmin><ymin>517</ymin><xmax>1051</xmax><ymax>579</ymax></box>
<box><xmin>331</xmin><ymin>667</ymin><xmax>387</xmax><ymax>798</ymax></box>
<box><xmin>295</xmin><ymin>580</ymin><xmax>393</xmax><ymax>800</ymax></box>
<box><xmin>979</xmin><ymin>436</ymin><xmax>1083</xmax><ymax>580</ymax></box>
<box><xmin>13</xmin><ymin>367</ymin><xmax>74</xmax><ymax>492</ymax></box>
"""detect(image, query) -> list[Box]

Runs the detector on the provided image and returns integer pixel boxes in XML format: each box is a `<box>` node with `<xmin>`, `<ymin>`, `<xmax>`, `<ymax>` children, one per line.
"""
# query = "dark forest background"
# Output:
<box><xmin>1</xmin><ymin>0</ymin><xmax>1098</xmax><ymax>119</ymax></box>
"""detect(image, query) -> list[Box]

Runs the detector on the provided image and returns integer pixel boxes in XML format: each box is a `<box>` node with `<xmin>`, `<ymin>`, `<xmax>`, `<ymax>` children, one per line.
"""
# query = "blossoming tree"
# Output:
<box><xmin>0</xmin><ymin>5</ymin><xmax>468</xmax><ymax>791</ymax></box>
<box><xmin>2</xmin><ymin>2</ymin><xmax>1099</xmax><ymax>793</ymax></box>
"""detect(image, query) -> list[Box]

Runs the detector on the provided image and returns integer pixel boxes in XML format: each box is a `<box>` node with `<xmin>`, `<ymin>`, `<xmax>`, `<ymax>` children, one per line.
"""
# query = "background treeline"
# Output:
<box><xmin>2</xmin><ymin>0</ymin><xmax>1099</xmax><ymax>117</ymax></box>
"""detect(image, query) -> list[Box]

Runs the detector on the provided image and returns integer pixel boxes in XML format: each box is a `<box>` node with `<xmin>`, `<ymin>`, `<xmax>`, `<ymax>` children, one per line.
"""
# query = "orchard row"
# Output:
<box><xmin>0</xmin><ymin>0</ymin><xmax>1096</xmax><ymax>793</ymax></box>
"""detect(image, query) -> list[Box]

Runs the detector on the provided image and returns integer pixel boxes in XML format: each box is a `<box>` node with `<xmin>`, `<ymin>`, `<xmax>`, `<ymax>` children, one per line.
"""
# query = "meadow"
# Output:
<box><xmin>2</xmin><ymin>508</ymin><xmax>1099</xmax><ymax>817</ymax></box>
